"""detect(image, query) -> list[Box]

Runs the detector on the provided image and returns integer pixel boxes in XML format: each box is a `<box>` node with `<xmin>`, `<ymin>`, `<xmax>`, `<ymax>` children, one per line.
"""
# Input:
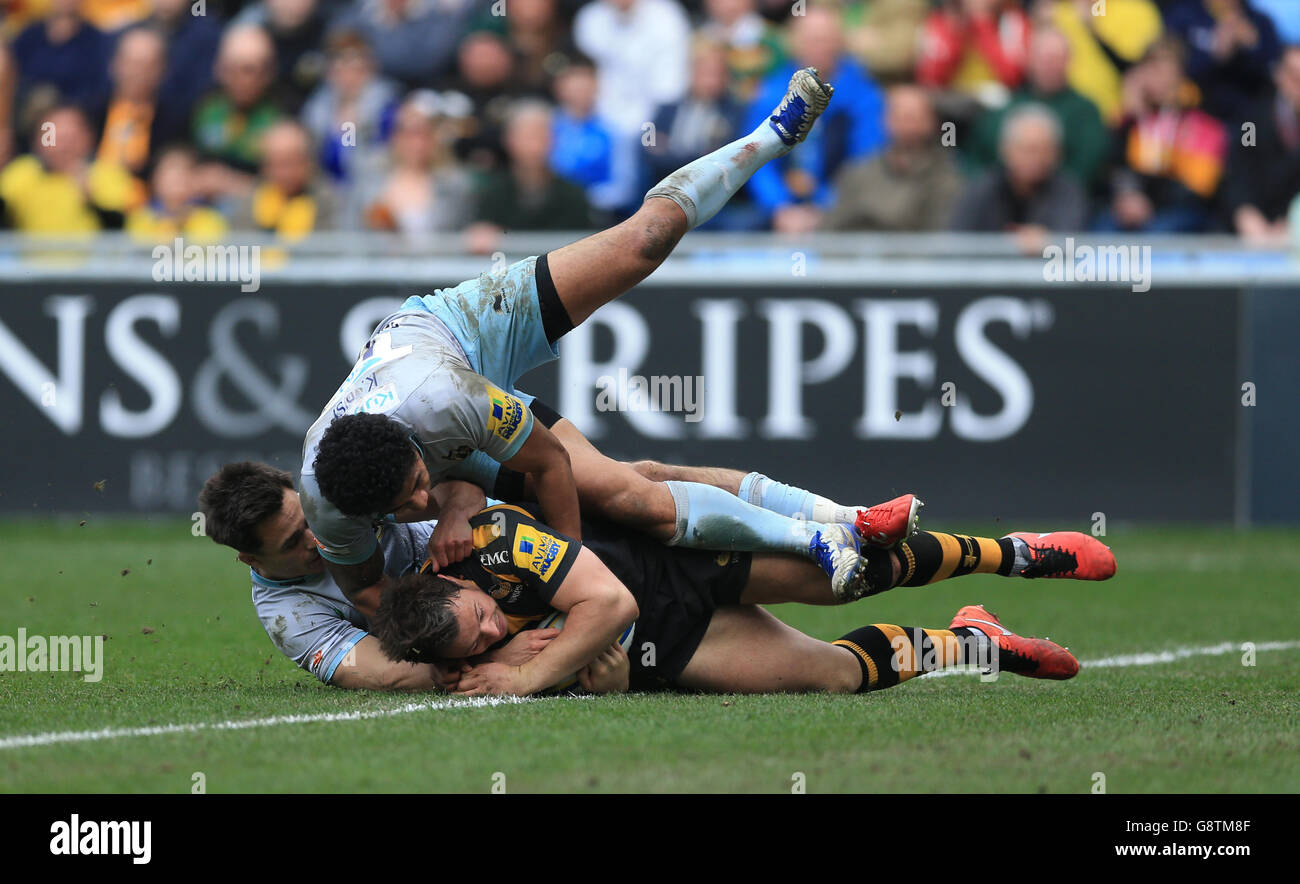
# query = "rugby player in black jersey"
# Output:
<box><xmin>372</xmin><ymin>504</ymin><xmax>1109</xmax><ymax>696</ymax></box>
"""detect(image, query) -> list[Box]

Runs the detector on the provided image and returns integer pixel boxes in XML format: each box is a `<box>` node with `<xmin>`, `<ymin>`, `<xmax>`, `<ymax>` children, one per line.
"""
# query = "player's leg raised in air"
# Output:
<box><xmin>311</xmin><ymin>68</ymin><xmax>914</xmax><ymax>599</ymax></box>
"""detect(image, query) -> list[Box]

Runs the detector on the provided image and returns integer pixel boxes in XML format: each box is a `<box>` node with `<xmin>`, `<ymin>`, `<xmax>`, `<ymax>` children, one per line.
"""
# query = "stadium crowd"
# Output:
<box><xmin>0</xmin><ymin>0</ymin><xmax>1296</xmax><ymax>247</ymax></box>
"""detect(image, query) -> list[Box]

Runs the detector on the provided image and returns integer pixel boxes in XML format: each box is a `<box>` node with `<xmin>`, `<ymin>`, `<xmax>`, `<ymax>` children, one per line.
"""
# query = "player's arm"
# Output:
<box><xmin>323</xmin><ymin>548</ymin><xmax>389</xmax><ymax>619</ymax></box>
<box><xmin>445</xmin><ymin>373</ymin><xmax>581</xmax><ymax>540</ymax></box>
<box><xmin>329</xmin><ymin>635</ymin><xmax>458</xmax><ymax>692</ymax></box>
<box><xmin>514</xmin><ymin>547</ymin><xmax>637</xmax><ymax>693</ymax></box>
<box><xmin>458</xmin><ymin>545</ymin><xmax>638</xmax><ymax>697</ymax></box>
<box><xmin>500</xmin><ymin>420</ymin><xmax>582</xmax><ymax>541</ymax></box>
<box><xmin>425</xmin><ymin>479</ymin><xmax>487</xmax><ymax>571</ymax></box>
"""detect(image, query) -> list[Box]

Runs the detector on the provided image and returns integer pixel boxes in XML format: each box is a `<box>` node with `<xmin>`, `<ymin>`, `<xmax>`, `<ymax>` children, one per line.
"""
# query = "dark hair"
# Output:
<box><xmin>198</xmin><ymin>462</ymin><xmax>295</xmax><ymax>554</ymax></box>
<box><xmin>371</xmin><ymin>572</ymin><xmax>463</xmax><ymax>661</ymax></box>
<box><xmin>312</xmin><ymin>413</ymin><xmax>416</xmax><ymax>518</ymax></box>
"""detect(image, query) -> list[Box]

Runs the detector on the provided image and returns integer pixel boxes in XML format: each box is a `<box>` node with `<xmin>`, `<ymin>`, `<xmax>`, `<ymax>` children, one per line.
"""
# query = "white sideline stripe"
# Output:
<box><xmin>3</xmin><ymin>640</ymin><xmax>1298</xmax><ymax>750</ymax></box>
<box><xmin>925</xmin><ymin>638</ymin><xmax>1300</xmax><ymax>679</ymax></box>
<box><xmin>0</xmin><ymin>695</ymin><xmax>547</xmax><ymax>751</ymax></box>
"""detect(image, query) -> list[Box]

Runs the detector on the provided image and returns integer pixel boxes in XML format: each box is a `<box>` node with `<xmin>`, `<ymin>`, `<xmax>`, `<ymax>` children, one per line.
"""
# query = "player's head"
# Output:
<box><xmin>313</xmin><ymin>413</ymin><xmax>432</xmax><ymax>520</ymax></box>
<box><xmin>199</xmin><ymin>462</ymin><xmax>324</xmax><ymax>579</ymax></box>
<box><xmin>371</xmin><ymin>571</ymin><xmax>508</xmax><ymax>661</ymax></box>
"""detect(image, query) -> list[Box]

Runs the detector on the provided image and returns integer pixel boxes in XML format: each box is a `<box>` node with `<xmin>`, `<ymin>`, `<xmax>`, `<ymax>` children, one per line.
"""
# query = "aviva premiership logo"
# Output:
<box><xmin>515</xmin><ymin>530</ymin><xmax>566</xmax><ymax>583</ymax></box>
<box><xmin>486</xmin><ymin>384</ymin><xmax>526</xmax><ymax>444</ymax></box>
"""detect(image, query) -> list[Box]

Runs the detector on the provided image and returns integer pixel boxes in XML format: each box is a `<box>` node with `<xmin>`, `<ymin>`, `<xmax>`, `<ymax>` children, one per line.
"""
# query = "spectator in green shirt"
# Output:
<box><xmin>466</xmin><ymin>99</ymin><xmax>595</xmax><ymax>251</ymax></box>
<box><xmin>965</xmin><ymin>26</ymin><xmax>1108</xmax><ymax>190</ymax></box>
<box><xmin>191</xmin><ymin>24</ymin><xmax>283</xmax><ymax>202</ymax></box>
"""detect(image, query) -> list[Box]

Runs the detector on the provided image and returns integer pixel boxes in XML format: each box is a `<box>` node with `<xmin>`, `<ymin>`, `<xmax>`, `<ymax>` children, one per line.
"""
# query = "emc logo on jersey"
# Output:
<box><xmin>479</xmin><ymin>549</ymin><xmax>511</xmax><ymax>568</ymax></box>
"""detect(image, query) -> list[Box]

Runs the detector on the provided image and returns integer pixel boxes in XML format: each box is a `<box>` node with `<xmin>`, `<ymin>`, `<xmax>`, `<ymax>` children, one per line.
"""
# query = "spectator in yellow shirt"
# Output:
<box><xmin>126</xmin><ymin>143</ymin><xmax>228</xmax><ymax>243</ymax></box>
<box><xmin>0</xmin><ymin>104</ymin><xmax>136</xmax><ymax>235</ymax></box>
<box><xmin>230</xmin><ymin>119</ymin><xmax>338</xmax><ymax>241</ymax></box>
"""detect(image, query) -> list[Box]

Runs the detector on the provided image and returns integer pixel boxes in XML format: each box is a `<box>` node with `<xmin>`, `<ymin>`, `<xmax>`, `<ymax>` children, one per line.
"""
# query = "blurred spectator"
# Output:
<box><xmin>697</xmin><ymin>0</ymin><xmax>785</xmax><ymax>102</ymax></box>
<box><xmin>822</xmin><ymin>84</ymin><xmax>964</xmax><ymax>231</ymax></box>
<box><xmin>126</xmin><ymin>143</ymin><xmax>228</xmax><ymax>242</ymax></box>
<box><xmin>82</xmin><ymin>0</ymin><xmax>149</xmax><ymax>30</ymax></box>
<box><xmin>448</xmin><ymin>31</ymin><xmax>522</xmax><ymax>171</ymax></box>
<box><xmin>146</xmin><ymin>0</ymin><xmax>224</xmax><ymax>128</ymax></box>
<box><xmin>2</xmin><ymin>0</ymin><xmax>53</xmax><ymax>40</ymax></box>
<box><xmin>1223</xmin><ymin>44</ymin><xmax>1300</xmax><ymax>241</ymax></box>
<box><xmin>1252</xmin><ymin>0</ymin><xmax>1300</xmax><ymax>45</ymax></box>
<box><xmin>234</xmin><ymin>0</ymin><xmax>333</xmax><ymax>111</ymax></box>
<box><xmin>192</xmin><ymin>25</ymin><xmax>283</xmax><ymax>198</ymax></box>
<box><xmin>968</xmin><ymin>26</ymin><xmax>1109</xmax><ymax>189</ymax></box>
<box><xmin>300</xmin><ymin>28</ymin><xmax>400</xmax><ymax>189</ymax></box>
<box><xmin>0</xmin><ymin>104</ymin><xmax>136</xmax><ymax>234</ymax></box>
<box><xmin>950</xmin><ymin>103</ymin><xmax>1088</xmax><ymax>240</ymax></box>
<box><xmin>231</xmin><ymin>119</ymin><xmax>339</xmax><ymax>238</ymax></box>
<box><xmin>94</xmin><ymin>25</ymin><xmax>188</xmax><ymax>178</ymax></box>
<box><xmin>470</xmin><ymin>99</ymin><xmax>593</xmax><ymax>239</ymax></box>
<box><xmin>745</xmin><ymin>5</ymin><xmax>887</xmax><ymax>233</ymax></box>
<box><xmin>494</xmin><ymin>0</ymin><xmax>578</xmax><ymax>96</ymax></box>
<box><xmin>11</xmin><ymin>0</ymin><xmax>112</xmax><ymax>111</ymax></box>
<box><xmin>335</xmin><ymin>0</ymin><xmax>477</xmax><ymax>89</ymax></box>
<box><xmin>575</xmin><ymin>0</ymin><xmax>690</xmax><ymax>134</ymax></box>
<box><xmin>1161</xmin><ymin>0</ymin><xmax>1281</xmax><ymax>124</ymax></box>
<box><xmin>355</xmin><ymin>91</ymin><xmax>473</xmax><ymax>235</ymax></box>
<box><xmin>916</xmin><ymin>0</ymin><xmax>1030</xmax><ymax>102</ymax></box>
<box><xmin>1038</xmin><ymin>0</ymin><xmax>1164</xmax><ymax>124</ymax></box>
<box><xmin>1097</xmin><ymin>36</ymin><xmax>1227</xmax><ymax>232</ymax></box>
<box><xmin>575</xmin><ymin>0</ymin><xmax>691</xmax><ymax>212</ymax></box>
<box><xmin>843</xmin><ymin>0</ymin><xmax>929</xmax><ymax>85</ymax></box>
<box><xmin>647</xmin><ymin>39</ymin><xmax>751</xmax><ymax>229</ymax></box>
<box><xmin>0</xmin><ymin>42</ymin><xmax>16</xmax><ymax>169</ymax></box>
<box><xmin>549</xmin><ymin>55</ymin><xmax>616</xmax><ymax>205</ymax></box>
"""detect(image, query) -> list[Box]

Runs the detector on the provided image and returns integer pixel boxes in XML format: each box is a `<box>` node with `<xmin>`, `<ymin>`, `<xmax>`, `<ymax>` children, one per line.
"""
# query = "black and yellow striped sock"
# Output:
<box><xmin>833</xmin><ymin>624</ymin><xmax>989</xmax><ymax>692</ymax></box>
<box><xmin>894</xmin><ymin>531</ymin><xmax>1018</xmax><ymax>587</ymax></box>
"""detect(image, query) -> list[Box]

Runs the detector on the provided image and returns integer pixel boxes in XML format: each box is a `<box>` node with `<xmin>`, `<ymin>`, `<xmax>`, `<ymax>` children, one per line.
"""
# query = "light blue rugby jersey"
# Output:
<box><xmin>300</xmin><ymin>311</ymin><xmax>534</xmax><ymax>566</ymax></box>
<box><xmin>250</xmin><ymin>520</ymin><xmax>435</xmax><ymax>683</ymax></box>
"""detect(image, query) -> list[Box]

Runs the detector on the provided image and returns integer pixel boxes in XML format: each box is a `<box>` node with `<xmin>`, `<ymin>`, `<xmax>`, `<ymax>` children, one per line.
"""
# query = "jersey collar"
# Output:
<box><xmin>250</xmin><ymin>568</ymin><xmax>325</xmax><ymax>589</ymax></box>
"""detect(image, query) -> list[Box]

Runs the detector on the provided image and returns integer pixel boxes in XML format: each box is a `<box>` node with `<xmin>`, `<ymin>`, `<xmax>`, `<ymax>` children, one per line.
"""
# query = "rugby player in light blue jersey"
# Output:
<box><xmin>301</xmin><ymin>69</ymin><xmax>922</xmax><ymax>617</ymax></box>
<box><xmin>198</xmin><ymin>461</ymin><xmax>601</xmax><ymax>690</ymax></box>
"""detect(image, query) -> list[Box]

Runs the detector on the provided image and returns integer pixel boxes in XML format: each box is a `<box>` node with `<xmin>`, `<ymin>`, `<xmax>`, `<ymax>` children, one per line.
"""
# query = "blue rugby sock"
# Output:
<box><xmin>664</xmin><ymin>480</ymin><xmax>826</xmax><ymax>556</ymax></box>
<box><xmin>738</xmin><ymin>472</ymin><xmax>858</xmax><ymax>524</ymax></box>
<box><xmin>644</xmin><ymin>123</ymin><xmax>786</xmax><ymax>229</ymax></box>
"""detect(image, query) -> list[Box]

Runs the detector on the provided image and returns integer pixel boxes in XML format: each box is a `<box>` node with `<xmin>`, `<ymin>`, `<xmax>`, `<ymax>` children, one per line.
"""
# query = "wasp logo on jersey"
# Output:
<box><xmin>485</xmin><ymin>384</ymin><xmax>526</xmax><ymax>445</ymax></box>
<box><xmin>490</xmin><ymin>581</ymin><xmax>523</xmax><ymax>604</ymax></box>
<box><xmin>512</xmin><ymin>528</ymin><xmax>567</xmax><ymax>583</ymax></box>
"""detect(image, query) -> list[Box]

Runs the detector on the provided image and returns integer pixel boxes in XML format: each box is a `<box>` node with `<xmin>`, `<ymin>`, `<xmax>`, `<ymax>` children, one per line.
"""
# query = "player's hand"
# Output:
<box><xmin>426</xmin><ymin>515</ymin><xmax>473</xmax><ymax>572</ymax></box>
<box><xmin>454</xmin><ymin>662</ymin><xmax>528</xmax><ymax>696</ymax></box>
<box><xmin>578</xmin><ymin>642</ymin><xmax>629</xmax><ymax>694</ymax></box>
<box><xmin>482</xmin><ymin>628</ymin><xmax>559</xmax><ymax>666</ymax></box>
<box><xmin>431</xmin><ymin>660</ymin><xmax>470</xmax><ymax>692</ymax></box>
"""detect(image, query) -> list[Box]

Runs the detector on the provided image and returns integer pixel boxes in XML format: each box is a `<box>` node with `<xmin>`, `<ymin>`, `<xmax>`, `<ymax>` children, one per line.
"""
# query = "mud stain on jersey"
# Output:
<box><xmin>269</xmin><ymin>614</ymin><xmax>288</xmax><ymax>650</ymax></box>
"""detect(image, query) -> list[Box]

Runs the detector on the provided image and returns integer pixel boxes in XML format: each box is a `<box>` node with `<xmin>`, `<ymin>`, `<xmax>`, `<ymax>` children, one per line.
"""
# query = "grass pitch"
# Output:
<box><xmin>1</xmin><ymin>518</ymin><xmax>1297</xmax><ymax>793</ymax></box>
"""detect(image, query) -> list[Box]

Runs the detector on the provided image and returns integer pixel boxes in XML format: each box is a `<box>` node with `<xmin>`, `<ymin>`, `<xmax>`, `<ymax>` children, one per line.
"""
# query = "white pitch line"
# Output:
<box><xmin>924</xmin><ymin>638</ymin><xmax>1300</xmax><ymax>679</ymax></box>
<box><xmin>2</xmin><ymin>640</ymin><xmax>1298</xmax><ymax>750</ymax></box>
<box><xmin>0</xmin><ymin>694</ymin><xmax>543</xmax><ymax>751</ymax></box>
